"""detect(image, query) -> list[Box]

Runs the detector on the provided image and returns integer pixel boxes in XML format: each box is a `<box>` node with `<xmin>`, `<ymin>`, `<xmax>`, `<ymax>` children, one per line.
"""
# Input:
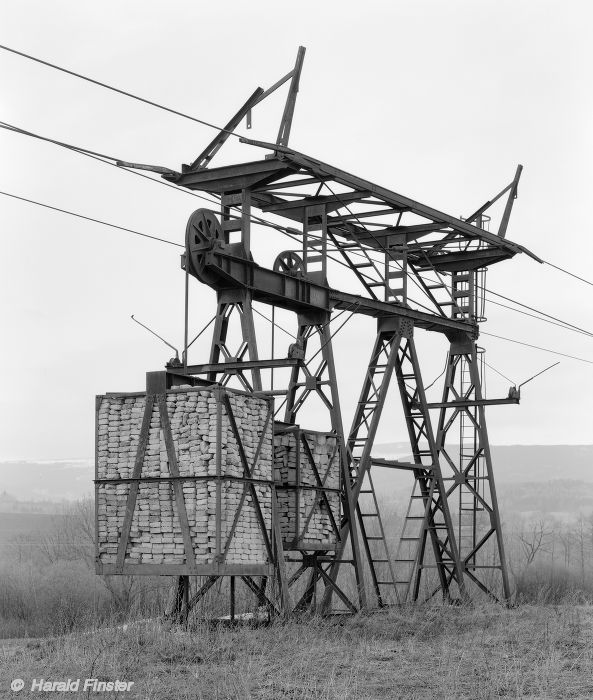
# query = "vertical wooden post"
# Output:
<box><xmin>230</xmin><ymin>576</ymin><xmax>236</xmax><ymax>622</ymax></box>
<box><xmin>215</xmin><ymin>388</ymin><xmax>223</xmax><ymax>563</ymax></box>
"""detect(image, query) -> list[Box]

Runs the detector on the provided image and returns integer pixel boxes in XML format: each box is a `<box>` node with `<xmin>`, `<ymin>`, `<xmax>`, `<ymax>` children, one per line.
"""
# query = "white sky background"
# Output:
<box><xmin>1</xmin><ymin>0</ymin><xmax>592</xmax><ymax>460</ymax></box>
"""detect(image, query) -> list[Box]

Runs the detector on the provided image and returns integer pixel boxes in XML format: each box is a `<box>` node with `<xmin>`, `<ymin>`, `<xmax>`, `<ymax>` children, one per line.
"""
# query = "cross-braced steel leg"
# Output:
<box><xmin>435</xmin><ymin>338</ymin><xmax>510</xmax><ymax>600</ymax></box>
<box><xmin>284</xmin><ymin>311</ymin><xmax>366</xmax><ymax>612</ymax></box>
<box><xmin>324</xmin><ymin>321</ymin><xmax>408</xmax><ymax>609</ymax></box>
<box><xmin>393</xmin><ymin>336</ymin><xmax>465</xmax><ymax>602</ymax></box>
<box><xmin>209</xmin><ymin>290</ymin><xmax>262</xmax><ymax>391</ymax></box>
<box><xmin>324</xmin><ymin>317</ymin><xmax>464</xmax><ymax>608</ymax></box>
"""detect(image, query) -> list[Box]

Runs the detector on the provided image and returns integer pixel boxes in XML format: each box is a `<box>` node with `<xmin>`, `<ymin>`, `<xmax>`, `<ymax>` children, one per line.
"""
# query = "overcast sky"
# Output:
<box><xmin>1</xmin><ymin>0</ymin><xmax>592</xmax><ymax>460</ymax></box>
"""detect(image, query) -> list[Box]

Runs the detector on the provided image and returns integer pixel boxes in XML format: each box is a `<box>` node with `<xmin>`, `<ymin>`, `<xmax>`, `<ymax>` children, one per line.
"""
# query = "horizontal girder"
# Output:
<box><xmin>184</xmin><ymin>248</ymin><xmax>478</xmax><ymax>335</ymax></box>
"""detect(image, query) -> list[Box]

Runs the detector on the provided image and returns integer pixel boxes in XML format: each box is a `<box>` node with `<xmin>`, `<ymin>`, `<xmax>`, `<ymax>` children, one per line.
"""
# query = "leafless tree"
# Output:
<box><xmin>517</xmin><ymin>517</ymin><xmax>553</xmax><ymax>566</ymax></box>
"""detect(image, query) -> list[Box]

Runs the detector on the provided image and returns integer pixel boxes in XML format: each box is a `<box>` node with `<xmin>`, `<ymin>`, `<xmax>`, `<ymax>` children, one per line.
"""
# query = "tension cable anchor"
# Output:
<box><xmin>507</xmin><ymin>361</ymin><xmax>560</xmax><ymax>400</ymax></box>
<box><xmin>116</xmin><ymin>160</ymin><xmax>180</xmax><ymax>177</ymax></box>
<box><xmin>131</xmin><ymin>314</ymin><xmax>181</xmax><ymax>366</ymax></box>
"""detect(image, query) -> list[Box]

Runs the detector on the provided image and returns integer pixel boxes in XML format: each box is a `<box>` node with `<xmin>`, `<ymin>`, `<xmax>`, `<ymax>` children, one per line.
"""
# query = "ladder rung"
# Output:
<box><xmin>376</xmin><ymin>581</ymin><xmax>396</xmax><ymax>585</ymax></box>
<box><xmin>393</xmin><ymin>558</ymin><xmax>416</xmax><ymax>563</ymax></box>
<box><xmin>366</xmin><ymin>536</ymin><xmax>384</xmax><ymax>541</ymax></box>
<box><xmin>361</xmin><ymin>513</ymin><xmax>379</xmax><ymax>517</ymax></box>
<box><xmin>400</xmin><ymin>537</ymin><xmax>420</xmax><ymax>541</ymax></box>
<box><xmin>353</xmin><ymin>262</ymin><xmax>373</xmax><ymax>268</ymax></box>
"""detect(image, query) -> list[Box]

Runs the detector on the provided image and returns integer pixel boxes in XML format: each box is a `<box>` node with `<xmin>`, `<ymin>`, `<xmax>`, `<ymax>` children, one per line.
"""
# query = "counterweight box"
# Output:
<box><xmin>273</xmin><ymin>423</ymin><xmax>341</xmax><ymax>550</ymax></box>
<box><xmin>95</xmin><ymin>384</ymin><xmax>274</xmax><ymax>576</ymax></box>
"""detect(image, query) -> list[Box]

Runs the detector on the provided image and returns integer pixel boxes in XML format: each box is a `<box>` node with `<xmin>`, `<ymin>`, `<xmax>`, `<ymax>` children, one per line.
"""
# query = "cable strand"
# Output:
<box><xmin>0</xmin><ymin>43</ymin><xmax>239</xmax><ymax>138</ymax></box>
<box><xmin>0</xmin><ymin>190</ymin><xmax>182</xmax><ymax>248</ymax></box>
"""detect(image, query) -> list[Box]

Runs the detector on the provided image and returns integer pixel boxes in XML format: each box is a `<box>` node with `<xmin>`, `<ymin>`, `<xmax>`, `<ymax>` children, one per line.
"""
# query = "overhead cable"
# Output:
<box><xmin>0</xmin><ymin>190</ymin><xmax>183</xmax><ymax>248</ymax></box>
<box><xmin>481</xmin><ymin>332</ymin><xmax>593</xmax><ymax>366</ymax></box>
<box><xmin>480</xmin><ymin>285</ymin><xmax>593</xmax><ymax>339</ymax></box>
<box><xmin>545</xmin><ymin>261</ymin><xmax>593</xmax><ymax>289</ymax></box>
<box><xmin>0</xmin><ymin>43</ymin><xmax>239</xmax><ymax>137</ymax></box>
<box><xmin>485</xmin><ymin>298</ymin><xmax>593</xmax><ymax>339</ymax></box>
<box><xmin>0</xmin><ymin>118</ymin><xmax>383</xmax><ymax>285</ymax></box>
<box><xmin>4</xmin><ymin>44</ymin><xmax>593</xmax><ymax>297</ymax></box>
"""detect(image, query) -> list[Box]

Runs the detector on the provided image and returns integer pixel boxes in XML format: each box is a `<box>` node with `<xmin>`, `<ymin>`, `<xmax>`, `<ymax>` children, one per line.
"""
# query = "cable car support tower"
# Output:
<box><xmin>133</xmin><ymin>48</ymin><xmax>541</xmax><ymax>614</ymax></box>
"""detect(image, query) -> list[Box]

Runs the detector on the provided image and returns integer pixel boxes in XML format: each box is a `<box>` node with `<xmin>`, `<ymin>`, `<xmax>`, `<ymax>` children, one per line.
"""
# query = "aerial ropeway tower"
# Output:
<box><xmin>111</xmin><ymin>46</ymin><xmax>541</xmax><ymax>617</ymax></box>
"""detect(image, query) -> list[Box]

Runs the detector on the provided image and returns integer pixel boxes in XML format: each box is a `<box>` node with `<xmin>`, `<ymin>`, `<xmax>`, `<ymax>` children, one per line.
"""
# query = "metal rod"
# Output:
<box><xmin>271</xmin><ymin>306</ymin><xmax>275</xmax><ymax>391</ymax></box>
<box><xmin>186</xmin><ymin>315</ymin><xmax>216</xmax><ymax>350</ymax></box>
<box><xmin>131</xmin><ymin>314</ymin><xmax>179</xmax><ymax>359</ymax></box>
<box><xmin>184</xmin><ymin>265</ymin><xmax>189</xmax><ymax>371</ymax></box>
<box><xmin>518</xmin><ymin>361</ymin><xmax>560</xmax><ymax>389</ymax></box>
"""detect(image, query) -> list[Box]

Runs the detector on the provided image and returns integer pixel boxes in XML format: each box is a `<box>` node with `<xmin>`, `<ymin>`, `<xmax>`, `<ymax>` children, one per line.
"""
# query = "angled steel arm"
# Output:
<box><xmin>182</xmin><ymin>46</ymin><xmax>306</xmax><ymax>172</ymax></box>
<box><xmin>465</xmin><ymin>164</ymin><xmax>523</xmax><ymax>238</ymax></box>
<box><xmin>497</xmin><ymin>164</ymin><xmax>523</xmax><ymax>239</ymax></box>
<box><xmin>185</xmin><ymin>87</ymin><xmax>264</xmax><ymax>172</ymax></box>
<box><xmin>276</xmin><ymin>46</ymin><xmax>306</xmax><ymax>147</ymax></box>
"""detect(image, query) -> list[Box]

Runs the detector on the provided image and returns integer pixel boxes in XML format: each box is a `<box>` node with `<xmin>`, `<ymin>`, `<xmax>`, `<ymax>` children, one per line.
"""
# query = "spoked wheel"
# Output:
<box><xmin>273</xmin><ymin>251</ymin><xmax>305</xmax><ymax>275</ymax></box>
<box><xmin>185</xmin><ymin>209</ymin><xmax>223</xmax><ymax>279</ymax></box>
<box><xmin>185</xmin><ymin>209</ymin><xmax>223</xmax><ymax>252</ymax></box>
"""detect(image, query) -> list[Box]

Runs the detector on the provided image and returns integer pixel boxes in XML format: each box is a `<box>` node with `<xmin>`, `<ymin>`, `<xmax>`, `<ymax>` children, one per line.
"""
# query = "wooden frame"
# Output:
<box><xmin>273</xmin><ymin>423</ymin><xmax>342</xmax><ymax>551</ymax></box>
<box><xmin>95</xmin><ymin>382</ymin><xmax>277</xmax><ymax>578</ymax></box>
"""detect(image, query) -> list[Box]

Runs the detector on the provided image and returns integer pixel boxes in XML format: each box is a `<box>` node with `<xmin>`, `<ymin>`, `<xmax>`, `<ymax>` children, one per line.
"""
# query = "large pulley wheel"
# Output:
<box><xmin>273</xmin><ymin>250</ymin><xmax>305</xmax><ymax>276</ymax></box>
<box><xmin>185</xmin><ymin>209</ymin><xmax>223</xmax><ymax>278</ymax></box>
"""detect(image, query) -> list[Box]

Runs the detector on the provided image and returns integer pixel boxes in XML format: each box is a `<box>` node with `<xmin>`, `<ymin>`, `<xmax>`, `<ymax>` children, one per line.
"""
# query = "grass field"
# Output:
<box><xmin>2</xmin><ymin>603</ymin><xmax>593</xmax><ymax>699</ymax></box>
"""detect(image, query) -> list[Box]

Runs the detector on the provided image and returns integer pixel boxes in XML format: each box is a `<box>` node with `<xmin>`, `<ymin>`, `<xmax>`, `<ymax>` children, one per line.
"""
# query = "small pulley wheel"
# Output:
<box><xmin>273</xmin><ymin>250</ymin><xmax>305</xmax><ymax>275</ymax></box>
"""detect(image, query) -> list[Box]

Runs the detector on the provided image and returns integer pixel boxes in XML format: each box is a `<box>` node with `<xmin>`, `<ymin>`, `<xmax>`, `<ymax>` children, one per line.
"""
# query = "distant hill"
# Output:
<box><xmin>0</xmin><ymin>460</ymin><xmax>93</xmax><ymax>503</ymax></box>
<box><xmin>0</xmin><ymin>446</ymin><xmax>591</xmax><ymax>518</ymax></box>
<box><xmin>489</xmin><ymin>445</ymin><xmax>593</xmax><ymax>484</ymax></box>
<box><xmin>497</xmin><ymin>479</ymin><xmax>593</xmax><ymax>519</ymax></box>
<box><xmin>374</xmin><ymin>443</ymin><xmax>593</xmax><ymax>483</ymax></box>
<box><xmin>368</xmin><ymin>444</ymin><xmax>593</xmax><ymax>518</ymax></box>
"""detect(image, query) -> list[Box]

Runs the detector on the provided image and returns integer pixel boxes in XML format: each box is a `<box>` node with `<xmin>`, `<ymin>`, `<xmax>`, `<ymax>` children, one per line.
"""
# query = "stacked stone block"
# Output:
<box><xmin>273</xmin><ymin>428</ymin><xmax>341</xmax><ymax>548</ymax></box>
<box><xmin>96</xmin><ymin>387</ymin><xmax>272</xmax><ymax>568</ymax></box>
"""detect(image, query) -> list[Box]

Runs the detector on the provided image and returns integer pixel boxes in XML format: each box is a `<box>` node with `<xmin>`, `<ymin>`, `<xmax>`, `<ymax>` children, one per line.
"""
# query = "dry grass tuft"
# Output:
<box><xmin>2</xmin><ymin>603</ymin><xmax>593</xmax><ymax>698</ymax></box>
